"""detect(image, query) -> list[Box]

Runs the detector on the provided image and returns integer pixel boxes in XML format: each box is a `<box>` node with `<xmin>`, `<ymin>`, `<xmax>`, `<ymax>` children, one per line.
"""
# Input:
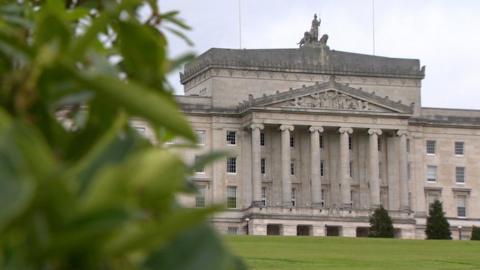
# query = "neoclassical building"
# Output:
<box><xmin>155</xmin><ymin>16</ymin><xmax>480</xmax><ymax>239</ymax></box>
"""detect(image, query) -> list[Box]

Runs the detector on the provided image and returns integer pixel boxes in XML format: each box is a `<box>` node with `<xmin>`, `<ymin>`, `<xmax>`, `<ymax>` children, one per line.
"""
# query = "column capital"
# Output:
<box><xmin>279</xmin><ymin>124</ymin><xmax>294</xmax><ymax>132</ymax></box>
<box><xmin>309</xmin><ymin>126</ymin><xmax>324</xmax><ymax>133</ymax></box>
<box><xmin>250</xmin><ymin>123</ymin><xmax>264</xmax><ymax>130</ymax></box>
<box><xmin>397</xmin><ymin>130</ymin><xmax>408</xmax><ymax>137</ymax></box>
<box><xmin>368</xmin><ymin>128</ymin><xmax>382</xmax><ymax>136</ymax></box>
<box><xmin>338</xmin><ymin>127</ymin><xmax>353</xmax><ymax>134</ymax></box>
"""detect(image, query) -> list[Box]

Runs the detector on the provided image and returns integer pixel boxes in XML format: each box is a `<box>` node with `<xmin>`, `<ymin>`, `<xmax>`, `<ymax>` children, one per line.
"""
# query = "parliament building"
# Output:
<box><xmin>154</xmin><ymin>16</ymin><xmax>480</xmax><ymax>239</ymax></box>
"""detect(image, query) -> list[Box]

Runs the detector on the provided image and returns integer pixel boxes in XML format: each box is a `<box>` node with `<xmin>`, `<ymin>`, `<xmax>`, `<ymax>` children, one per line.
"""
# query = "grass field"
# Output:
<box><xmin>225</xmin><ymin>236</ymin><xmax>480</xmax><ymax>270</ymax></box>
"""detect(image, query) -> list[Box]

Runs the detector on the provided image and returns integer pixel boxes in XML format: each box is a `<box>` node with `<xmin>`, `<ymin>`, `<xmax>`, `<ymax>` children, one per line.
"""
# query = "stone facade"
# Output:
<box><xmin>138</xmin><ymin>17</ymin><xmax>480</xmax><ymax>240</ymax></box>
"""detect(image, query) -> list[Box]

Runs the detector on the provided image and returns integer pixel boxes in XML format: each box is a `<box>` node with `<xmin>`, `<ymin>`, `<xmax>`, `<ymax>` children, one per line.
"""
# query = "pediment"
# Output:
<box><xmin>239</xmin><ymin>78</ymin><xmax>413</xmax><ymax>114</ymax></box>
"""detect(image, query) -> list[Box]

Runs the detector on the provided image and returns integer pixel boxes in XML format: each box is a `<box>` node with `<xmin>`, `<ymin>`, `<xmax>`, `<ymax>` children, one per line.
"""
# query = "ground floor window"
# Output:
<box><xmin>456</xmin><ymin>195</ymin><xmax>467</xmax><ymax>217</ymax></box>
<box><xmin>195</xmin><ymin>185</ymin><xmax>206</xmax><ymax>208</ymax></box>
<box><xmin>227</xmin><ymin>186</ymin><xmax>237</xmax><ymax>208</ymax></box>
<box><xmin>227</xmin><ymin>227</ymin><xmax>238</xmax><ymax>235</ymax></box>
<box><xmin>267</xmin><ymin>224</ymin><xmax>281</xmax><ymax>235</ymax></box>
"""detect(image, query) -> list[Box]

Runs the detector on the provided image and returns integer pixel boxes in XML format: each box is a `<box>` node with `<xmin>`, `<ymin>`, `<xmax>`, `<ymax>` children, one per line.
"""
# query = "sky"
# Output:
<box><xmin>159</xmin><ymin>0</ymin><xmax>480</xmax><ymax>110</ymax></box>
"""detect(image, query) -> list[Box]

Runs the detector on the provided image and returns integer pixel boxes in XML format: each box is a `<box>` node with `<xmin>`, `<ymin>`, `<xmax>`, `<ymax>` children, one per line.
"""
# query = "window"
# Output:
<box><xmin>379</xmin><ymin>162</ymin><xmax>382</xmax><ymax>179</ymax></box>
<box><xmin>456</xmin><ymin>195</ymin><xmax>467</xmax><ymax>217</ymax></box>
<box><xmin>320</xmin><ymin>160</ymin><xmax>325</xmax><ymax>176</ymax></box>
<box><xmin>227</xmin><ymin>157</ymin><xmax>237</xmax><ymax>173</ymax></box>
<box><xmin>196</xmin><ymin>130</ymin><xmax>206</xmax><ymax>145</ymax></box>
<box><xmin>261</xmin><ymin>187</ymin><xmax>267</xmax><ymax>206</ymax></box>
<box><xmin>226</xmin><ymin>130</ymin><xmax>236</xmax><ymax>145</ymax></box>
<box><xmin>195</xmin><ymin>186</ymin><xmax>206</xmax><ymax>208</ymax></box>
<box><xmin>427</xmin><ymin>165</ymin><xmax>437</xmax><ymax>182</ymax></box>
<box><xmin>407</xmin><ymin>163</ymin><xmax>411</xmax><ymax>180</ymax></box>
<box><xmin>349</xmin><ymin>161</ymin><xmax>353</xmax><ymax>177</ymax></box>
<box><xmin>320</xmin><ymin>135</ymin><xmax>324</xmax><ymax>149</ymax></box>
<box><xmin>321</xmin><ymin>189</ymin><xmax>326</xmax><ymax>207</ymax></box>
<box><xmin>406</xmin><ymin>138</ymin><xmax>410</xmax><ymax>153</ymax></box>
<box><xmin>261</xmin><ymin>158</ymin><xmax>266</xmax><ymax>174</ymax></box>
<box><xmin>456</xmin><ymin>167</ymin><xmax>465</xmax><ymax>183</ymax></box>
<box><xmin>291</xmin><ymin>187</ymin><xmax>296</xmax><ymax>206</ymax></box>
<box><xmin>194</xmin><ymin>156</ymin><xmax>205</xmax><ymax>173</ymax></box>
<box><xmin>260</xmin><ymin>132</ymin><xmax>265</xmax><ymax>146</ymax></box>
<box><xmin>348</xmin><ymin>136</ymin><xmax>352</xmax><ymax>150</ymax></box>
<box><xmin>227</xmin><ymin>186</ymin><xmax>237</xmax><ymax>208</ymax></box>
<box><xmin>227</xmin><ymin>227</ymin><xmax>238</xmax><ymax>235</ymax></box>
<box><xmin>426</xmin><ymin>140</ymin><xmax>436</xmax><ymax>154</ymax></box>
<box><xmin>378</xmin><ymin>138</ymin><xmax>381</xmax><ymax>152</ymax></box>
<box><xmin>290</xmin><ymin>136</ymin><xmax>295</xmax><ymax>147</ymax></box>
<box><xmin>427</xmin><ymin>192</ymin><xmax>440</xmax><ymax>209</ymax></box>
<box><xmin>455</xmin><ymin>141</ymin><xmax>464</xmax><ymax>155</ymax></box>
<box><xmin>290</xmin><ymin>160</ymin><xmax>295</xmax><ymax>175</ymax></box>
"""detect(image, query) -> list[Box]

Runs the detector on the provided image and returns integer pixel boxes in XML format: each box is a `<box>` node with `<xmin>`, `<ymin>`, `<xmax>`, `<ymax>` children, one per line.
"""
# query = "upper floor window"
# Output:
<box><xmin>196</xmin><ymin>130</ymin><xmax>206</xmax><ymax>145</ymax></box>
<box><xmin>320</xmin><ymin>135</ymin><xmax>324</xmax><ymax>149</ymax></box>
<box><xmin>406</xmin><ymin>138</ymin><xmax>410</xmax><ymax>153</ymax></box>
<box><xmin>227</xmin><ymin>186</ymin><xmax>237</xmax><ymax>208</ymax></box>
<box><xmin>320</xmin><ymin>160</ymin><xmax>325</xmax><ymax>177</ymax></box>
<box><xmin>348</xmin><ymin>136</ymin><xmax>352</xmax><ymax>150</ymax></box>
<box><xmin>195</xmin><ymin>185</ymin><xmax>206</xmax><ymax>208</ymax></box>
<box><xmin>426</xmin><ymin>140</ymin><xmax>436</xmax><ymax>154</ymax></box>
<box><xmin>194</xmin><ymin>156</ymin><xmax>205</xmax><ymax>173</ymax></box>
<box><xmin>226</xmin><ymin>157</ymin><xmax>237</xmax><ymax>173</ymax></box>
<box><xmin>291</xmin><ymin>187</ymin><xmax>296</xmax><ymax>206</ymax></box>
<box><xmin>261</xmin><ymin>158</ymin><xmax>266</xmax><ymax>174</ymax></box>
<box><xmin>260</xmin><ymin>132</ymin><xmax>265</xmax><ymax>146</ymax></box>
<box><xmin>379</xmin><ymin>161</ymin><xmax>383</xmax><ymax>179</ymax></box>
<box><xmin>261</xmin><ymin>187</ymin><xmax>267</xmax><ymax>206</ymax></box>
<box><xmin>290</xmin><ymin>136</ymin><xmax>295</xmax><ymax>147</ymax></box>
<box><xmin>455</xmin><ymin>141</ymin><xmax>464</xmax><ymax>155</ymax></box>
<box><xmin>290</xmin><ymin>159</ymin><xmax>295</xmax><ymax>175</ymax></box>
<box><xmin>349</xmin><ymin>161</ymin><xmax>353</xmax><ymax>177</ymax></box>
<box><xmin>378</xmin><ymin>138</ymin><xmax>382</xmax><ymax>152</ymax></box>
<box><xmin>427</xmin><ymin>165</ymin><xmax>437</xmax><ymax>182</ymax></box>
<box><xmin>455</xmin><ymin>167</ymin><xmax>465</xmax><ymax>183</ymax></box>
<box><xmin>226</xmin><ymin>130</ymin><xmax>236</xmax><ymax>145</ymax></box>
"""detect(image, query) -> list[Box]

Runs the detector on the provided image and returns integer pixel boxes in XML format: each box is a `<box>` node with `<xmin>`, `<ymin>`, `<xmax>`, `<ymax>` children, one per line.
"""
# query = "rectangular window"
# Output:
<box><xmin>261</xmin><ymin>187</ymin><xmax>267</xmax><ymax>206</ymax></box>
<box><xmin>349</xmin><ymin>136</ymin><xmax>352</xmax><ymax>150</ymax></box>
<box><xmin>290</xmin><ymin>136</ymin><xmax>295</xmax><ymax>147</ymax></box>
<box><xmin>195</xmin><ymin>186</ymin><xmax>206</xmax><ymax>208</ymax></box>
<box><xmin>260</xmin><ymin>132</ymin><xmax>265</xmax><ymax>146</ymax></box>
<box><xmin>427</xmin><ymin>192</ymin><xmax>440</xmax><ymax>209</ymax></box>
<box><xmin>227</xmin><ymin>227</ymin><xmax>238</xmax><ymax>235</ymax></box>
<box><xmin>426</xmin><ymin>140</ymin><xmax>436</xmax><ymax>154</ymax></box>
<box><xmin>349</xmin><ymin>161</ymin><xmax>353</xmax><ymax>177</ymax></box>
<box><xmin>378</xmin><ymin>138</ymin><xmax>382</xmax><ymax>152</ymax></box>
<box><xmin>321</xmin><ymin>189</ymin><xmax>326</xmax><ymax>207</ymax></box>
<box><xmin>291</xmin><ymin>187</ymin><xmax>296</xmax><ymax>207</ymax></box>
<box><xmin>320</xmin><ymin>135</ymin><xmax>324</xmax><ymax>149</ymax></box>
<box><xmin>226</xmin><ymin>130</ymin><xmax>236</xmax><ymax>145</ymax></box>
<box><xmin>406</xmin><ymin>138</ymin><xmax>410</xmax><ymax>153</ymax></box>
<box><xmin>455</xmin><ymin>141</ymin><xmax>464</xmax><ymax>155</ymax></box>
<box><xmin>456</xmin><ymin>167</ymin><xmax>465</xmax><ymax>183</ymax></box>
<box><xmin>456</xmin><ymin>195</ymin><xmax>467</xmax><ymax>217</ymax></box>
<box><xmin>194</xmin><ymin>156</ymin><xmax>205</xmax><ymax>173</ymax></box>
<box><xmin>320</xmin><ymin>160</ymin><xmax>325</xmax><ymax>177</ymax></box>
<box><xmin>227</xmin><ymin>186</ymin><xmax>237</xmax><ymax>208</ymax></box>
<box><xmin>196</xmin><ymin>130</ymin><xmax>206</xmax><ymax>145</ymax></box>
<box><xmin>407</xmin><ymin>162</ymin><xmax>411</xmax><ymax>180</ymax></box>
<box><xmin>227</xmin><ymin>157</ymin><xmax>237</xmax><ymax>173</ymax></box>
<box><xmin>427</xmin><ymin>165</ymin><xmax>437</xmax><ymax>182</ymax></box>
<box><xmin>290</xmin><ymin>159</ymin><xmax>295</xmax><ymax>175</ymax></box>
<box><xmin>261</xmin><ymin>158</ymin><xmax>266</xmax><ymax>174</ymax></box>
<box><xmin>379</xmin><ymin>161</ymin><xmax>382</xmax><ymax>179</ymax></box>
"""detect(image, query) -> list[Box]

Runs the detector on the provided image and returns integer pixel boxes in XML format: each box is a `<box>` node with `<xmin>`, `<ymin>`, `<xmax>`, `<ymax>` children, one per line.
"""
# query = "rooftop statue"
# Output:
<box><xmin>298</xmin><ymin>14</ymin><xmax>329</xmax><ymax>48</ymax></box>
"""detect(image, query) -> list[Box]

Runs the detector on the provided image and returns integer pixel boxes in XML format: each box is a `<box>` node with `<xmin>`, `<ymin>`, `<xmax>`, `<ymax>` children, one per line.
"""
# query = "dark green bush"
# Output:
<box><xmin>425</xmin><ymin>200</ymin><xmax>451</xmax><ymax>240</ymax></box>
<box><xmin>471</xmin><ymin>226</ymin><xmax>480</xmax><ymax>240</ymax></box>
<box><xmin>0</xmin><ymin>1</ymin><xmax>244</xmax><ymax>269</ymax></box>
<box><xmin>368</xmin><ymin>205</ymin><xmax>394</xmax><ymax>238</ymax></box>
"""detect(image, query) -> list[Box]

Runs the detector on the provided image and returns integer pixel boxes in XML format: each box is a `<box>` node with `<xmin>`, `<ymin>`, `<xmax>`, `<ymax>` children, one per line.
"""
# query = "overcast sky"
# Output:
<box><xmin>159</xmin><ymin>0</ymin><xmax>480</xmax><ymax>110</ymax></box>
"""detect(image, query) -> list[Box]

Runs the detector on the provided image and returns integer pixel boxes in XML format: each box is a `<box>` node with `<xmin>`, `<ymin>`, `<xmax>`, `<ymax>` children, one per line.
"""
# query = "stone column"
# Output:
<box><xmin>280</xmin><ymin>125</ymin><xmax>294</xmax><ymax>207</ymax></box>
<box><xmin>368</xmin><ymin>128</ymin><xmax>382</xmax><ymax>208</ymax></box>
<box><xmin>339</xmin><ymin>127</ymin><xmax>353</xmax><ymax>208</ymax></box>
<box><xmin>310</xmin><ymin>126</ymin><xmax>324</xmax><ymax>207</ymax></box>
<box><xmin>398</xmin><ymin>130</ymin><xmax>409</xmax><ymax>211</ymax></box>
<box><xmin>250</xmin><ymin>123</ymin><xmax>264</xmax><ymax>206</ymax></box>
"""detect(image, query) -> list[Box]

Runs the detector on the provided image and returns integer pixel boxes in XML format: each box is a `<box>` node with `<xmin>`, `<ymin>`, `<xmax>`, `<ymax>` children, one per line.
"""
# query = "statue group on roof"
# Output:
<box><xmin>298</xmin><ymin>14</ymin><xmax>329</xmax><ymax>48</ymax></box>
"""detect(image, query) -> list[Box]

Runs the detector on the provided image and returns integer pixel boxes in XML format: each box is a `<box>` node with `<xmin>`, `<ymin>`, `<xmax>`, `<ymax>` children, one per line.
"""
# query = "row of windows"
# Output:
<box><xmin>427</xmin><ymin>193</ymin><xmax>468</xmax><ymax>218</ymax></box>
<box><xmin>426</xmin><ymin>165</ymin><xmax>466</xmax><ymax>183</ymax></box>
<box><xmin>196</xmin><ymin>186</ymin><xmax>238</xmax><ymax>209</ymax></box>
<box><xmin>426</xmin><ymin>140</ymin><xmax>465</xmax><ymax>155</ymax></box>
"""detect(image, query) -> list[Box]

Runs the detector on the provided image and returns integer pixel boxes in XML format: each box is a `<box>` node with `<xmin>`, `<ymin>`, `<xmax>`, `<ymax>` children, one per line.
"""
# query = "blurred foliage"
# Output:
<box><xmin>0</xmin><ymin>0</ymin><xmax>245</xmax><ymax>269</ymax></box>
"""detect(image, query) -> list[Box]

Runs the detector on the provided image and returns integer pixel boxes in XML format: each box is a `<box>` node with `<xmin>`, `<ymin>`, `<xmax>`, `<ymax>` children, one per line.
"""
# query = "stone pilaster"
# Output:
<box><xmin>339</xmin><ymin>127</ymin><xmax>353</xmax><ymax>208</ymax></box>
<box><xmin>250</xmin><ymin>123</ymin><xmax>264</xmax><ymax>206</ymax></box>
<box><xmin>280</xmin><ymin>124</ymin><xmax>294</xmax><ymax>207</ymax></box>
<box><xmin>398</xmin><ymin>130</ymin><xmax>409</xmax><ymax>211</ymax></box>
<box><xmin>309</xmin><ymin>126</ymin><xmax>324</xmax><ymax>207</ymax></box>
<box><xmin>368</xmin><ymin>128</ymin><xmax>382</xmax><ymax>208</ymax></box>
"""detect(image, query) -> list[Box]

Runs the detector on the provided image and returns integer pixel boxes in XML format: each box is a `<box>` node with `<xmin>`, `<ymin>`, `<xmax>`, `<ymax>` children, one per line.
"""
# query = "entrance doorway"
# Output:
<box><xmin>326</xmin><ymin>226</ymin><xmax>341</xmax><ymax>236</ymax></box>
<box><xmin>267</xmin><ymin>224</ymin><xmax>281</xmax><ymax>235</ymax></box>
<box><xmin>297</xmin><ymin>225</ymin><xmax>312</xmax><ymax>236</ymax></box>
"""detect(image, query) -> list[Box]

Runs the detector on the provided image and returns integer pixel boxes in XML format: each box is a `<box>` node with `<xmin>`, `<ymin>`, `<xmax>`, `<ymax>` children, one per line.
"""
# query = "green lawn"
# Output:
<box><xmin>225</xmin><ymin>236</ymin><xmax>480</xmax><ymax>270</ymax></box>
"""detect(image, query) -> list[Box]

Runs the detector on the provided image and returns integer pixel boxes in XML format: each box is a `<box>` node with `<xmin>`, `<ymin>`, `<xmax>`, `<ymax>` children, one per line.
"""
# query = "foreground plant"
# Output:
<box><xmin>0</xmin><ymin>0</ymin><xmax>244</xmax><ymax>269</ymax></box>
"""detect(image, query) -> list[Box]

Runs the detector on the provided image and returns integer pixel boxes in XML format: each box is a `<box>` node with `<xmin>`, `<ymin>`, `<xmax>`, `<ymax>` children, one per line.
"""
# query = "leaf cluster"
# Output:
<box><xmin>0</xmin><ymin>0</ymin><xmax>244</xmax><ymax>269</ymax></box>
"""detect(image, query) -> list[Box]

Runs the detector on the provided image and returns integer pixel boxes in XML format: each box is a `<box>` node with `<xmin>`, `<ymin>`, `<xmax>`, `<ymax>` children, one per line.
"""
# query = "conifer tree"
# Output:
<box><xmin>425</xmin><ymin>200</ymin><xmax>452</xmax><ymax>239</ymax></box>
<box><xmin>369</xmin><ymin>205</ymin><xmax>394</xmax><ymax>238</ymax></box>
<box><xmin>471</xmin><ymin>226</ymin><xmax>480</xmax><ymax>240</ymax></box>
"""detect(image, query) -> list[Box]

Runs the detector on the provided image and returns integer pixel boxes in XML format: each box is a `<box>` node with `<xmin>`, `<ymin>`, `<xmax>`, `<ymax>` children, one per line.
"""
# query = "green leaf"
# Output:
<box><xmin>187</xmin><ymin>150</ymin><xmax>227</xmax><ymax>175</ymax></box>
<box><xmin>67</xmin><ymin>69</ymin><xmax>195</xmax><ymax>141</ymax></box>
